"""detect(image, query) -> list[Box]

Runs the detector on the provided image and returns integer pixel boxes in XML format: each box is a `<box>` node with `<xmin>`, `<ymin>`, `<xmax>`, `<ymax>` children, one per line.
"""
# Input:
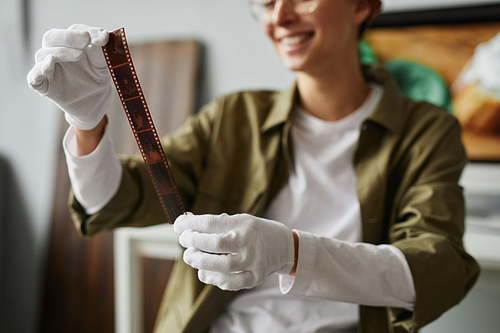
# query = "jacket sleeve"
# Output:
<box><xmin>69</xmin><ymin>100</ymin><xmax>218</xmax><ymax>237</ymax></box>
<box><xmin>388</xmin><ymin>110</ymin><xmax>480</xmax><ymax>332</ymax></box>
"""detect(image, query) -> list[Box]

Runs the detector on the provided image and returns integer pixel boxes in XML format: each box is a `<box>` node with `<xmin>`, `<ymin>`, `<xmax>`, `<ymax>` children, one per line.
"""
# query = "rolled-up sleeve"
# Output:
<box><xmin>388</xmin><ymin>115</ymin><xmax>479</xmax><ymax>331</ymax></box>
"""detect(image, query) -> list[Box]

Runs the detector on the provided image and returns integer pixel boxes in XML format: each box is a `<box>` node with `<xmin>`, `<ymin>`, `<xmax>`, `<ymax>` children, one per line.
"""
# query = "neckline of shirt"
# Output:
<box><xmin>293</xmin><ymin>82</ymin><xmax>384</xmax><ymax>133</ymax></box>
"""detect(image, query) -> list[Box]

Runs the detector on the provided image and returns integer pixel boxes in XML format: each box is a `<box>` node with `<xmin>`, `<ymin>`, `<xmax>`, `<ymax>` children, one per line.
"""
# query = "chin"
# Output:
<box><xmin>278</xmin><ymin>49</ymin><xmax>317</xmax><ymax>72</ymax></box>
<box><xmin>281</xmin><ymin>58</ymin><xmax>308</xmax><ymax>72</ymax></box>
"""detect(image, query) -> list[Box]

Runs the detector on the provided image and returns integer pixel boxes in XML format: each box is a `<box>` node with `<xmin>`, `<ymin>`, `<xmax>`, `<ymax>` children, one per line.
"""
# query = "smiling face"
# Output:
<box><xmin>263</xmin><ymin>0</ymin><xmax>372</xmax><ymax>74</ymax></box>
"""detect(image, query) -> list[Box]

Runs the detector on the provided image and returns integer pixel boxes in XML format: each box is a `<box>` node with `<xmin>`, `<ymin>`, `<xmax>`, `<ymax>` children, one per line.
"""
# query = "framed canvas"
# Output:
<box><xmin>365</xmin><ymin>3</ymin><xmax>500</xmax><ymax>161</ymax></box>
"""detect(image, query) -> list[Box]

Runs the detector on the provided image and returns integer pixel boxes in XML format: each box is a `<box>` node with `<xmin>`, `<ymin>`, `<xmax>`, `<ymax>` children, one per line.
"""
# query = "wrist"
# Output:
<box><xmin>289</xmin><ymin>230</ymin><xmax>299</xmax><ymax>276</ymax></box>
<box><xmin>74</xmin><ymin>115</ymin><xmax>108</xmax><ymax>156</ymax></box>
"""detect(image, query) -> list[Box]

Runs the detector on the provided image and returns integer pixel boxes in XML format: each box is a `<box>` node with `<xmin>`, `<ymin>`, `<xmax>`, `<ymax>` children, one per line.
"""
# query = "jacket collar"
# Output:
<box><xmin>261</xmin><ymin>81</ymin><xmax>297</xmax><ymax>133</ymax></box>
<box><xmin>260</xmin><ymin>65</ymin><xmax>406</xmax><ymax>135</ymax></box>
<box><xmin>362</xmin><ymin>65</ymin><xmax>405</xmax><ymax>135</ymax></box>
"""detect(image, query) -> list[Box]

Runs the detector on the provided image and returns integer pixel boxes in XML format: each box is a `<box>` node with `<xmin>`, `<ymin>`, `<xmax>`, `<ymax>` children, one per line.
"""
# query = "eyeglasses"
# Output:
<box><xmin>247</xmin><ymin>0</ymin><xmax>319</xmax><ymax>23</ymax></box>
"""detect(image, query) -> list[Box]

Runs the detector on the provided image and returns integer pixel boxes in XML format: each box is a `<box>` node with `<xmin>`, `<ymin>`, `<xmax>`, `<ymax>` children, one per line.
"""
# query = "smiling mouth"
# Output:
<box><xmin>279</xmin><ymin>33</ymin><xmax>314</xmax><ymax>46</ymax></box>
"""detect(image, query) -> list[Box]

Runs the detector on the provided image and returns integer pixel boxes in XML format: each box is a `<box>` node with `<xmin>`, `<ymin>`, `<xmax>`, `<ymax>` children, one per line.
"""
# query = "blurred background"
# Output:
<box><xmin>1</xmin><ymin>0</ymin><xmax>500</xmax><ymax>332</ymax></box>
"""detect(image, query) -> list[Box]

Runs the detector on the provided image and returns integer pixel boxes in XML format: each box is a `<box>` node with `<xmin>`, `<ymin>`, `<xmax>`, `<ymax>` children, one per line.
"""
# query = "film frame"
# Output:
<box><xmin>102</xmin><ymin>28</ymin><xmax>186</xmax><ymax>223</ymax></box>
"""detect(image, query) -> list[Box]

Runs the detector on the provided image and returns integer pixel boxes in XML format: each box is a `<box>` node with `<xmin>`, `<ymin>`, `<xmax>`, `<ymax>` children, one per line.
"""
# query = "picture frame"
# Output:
<box><xmin>374</xmin><ymin>3</ymin><xmax>500</xmax><ymax>27</ymax></box>
<box><xmin>365</xmin><ymin>3</ymin><xmax>500</xmax><ymax>161</ymax></box>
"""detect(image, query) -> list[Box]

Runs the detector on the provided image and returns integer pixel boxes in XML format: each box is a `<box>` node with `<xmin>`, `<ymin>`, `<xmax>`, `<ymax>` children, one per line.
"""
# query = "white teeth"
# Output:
<box><xmin>281</xmin><ymin>35</ymin><xmax>308</xmax><ymax>46</ymax></box>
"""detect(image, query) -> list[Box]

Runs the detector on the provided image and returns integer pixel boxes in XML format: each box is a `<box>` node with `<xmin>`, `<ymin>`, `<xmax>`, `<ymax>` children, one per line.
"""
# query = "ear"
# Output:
<box><xmin>352</xmin><ymin>0</ymin><xmax>379</xmax><ymax>26</ymax></box>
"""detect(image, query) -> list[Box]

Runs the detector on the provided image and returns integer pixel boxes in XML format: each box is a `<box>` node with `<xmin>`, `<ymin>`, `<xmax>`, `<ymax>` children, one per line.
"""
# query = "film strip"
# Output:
<box><xmin>102</xmin><ymin>28</ymin><xmax>185</xmax><ymax>224</ymax></box>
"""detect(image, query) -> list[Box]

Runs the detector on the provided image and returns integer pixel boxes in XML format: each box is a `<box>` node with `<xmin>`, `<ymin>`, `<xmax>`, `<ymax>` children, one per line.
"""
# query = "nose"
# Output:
<box><xmin>270</xmin><ymin>0</ymin><xmax>299</xmax><ymax>25</ymax></box>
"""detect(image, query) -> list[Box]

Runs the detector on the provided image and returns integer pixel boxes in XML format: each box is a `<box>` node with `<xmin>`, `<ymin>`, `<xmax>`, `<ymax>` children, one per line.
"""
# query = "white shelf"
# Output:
<box><xmin>464</xmin><ymin>231</ymin><xmax>500</xmax><ymax>271</ymax></box>
<box><xmin>461</xmin><ymin>162</ymin><xmax>500</xmax><ymax>271</ymax></box>
<box><xmin>461</xmin><ymin>162</ymin><xmax>500</xmax><ymax>196</ymax></box>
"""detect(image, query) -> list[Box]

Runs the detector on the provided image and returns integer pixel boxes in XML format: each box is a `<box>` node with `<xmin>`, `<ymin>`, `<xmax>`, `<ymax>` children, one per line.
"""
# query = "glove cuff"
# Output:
<box><xmin>276</xmin><ymin>227</ymin><xmax>296</xmax><ymax>275</ymax></box>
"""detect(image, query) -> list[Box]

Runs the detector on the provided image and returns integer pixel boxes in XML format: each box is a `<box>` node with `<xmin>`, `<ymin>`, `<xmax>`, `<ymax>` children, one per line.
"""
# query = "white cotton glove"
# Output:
<box><xmin>174</xmin><ymin>213</ymin><xmax>295</xmax><ymax>291</ymax></box>
<box><xmin>27</xmin><ymin>24</ymin><xmax>113</xmax><ymax>130</ymax></box>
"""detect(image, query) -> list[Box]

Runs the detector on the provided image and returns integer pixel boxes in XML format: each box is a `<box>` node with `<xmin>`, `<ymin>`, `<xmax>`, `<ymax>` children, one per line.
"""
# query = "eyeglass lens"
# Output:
<box><xmin>248</xmin><ymin>0</ymin><xmax>319</xmax><ymax>22</ymax></box>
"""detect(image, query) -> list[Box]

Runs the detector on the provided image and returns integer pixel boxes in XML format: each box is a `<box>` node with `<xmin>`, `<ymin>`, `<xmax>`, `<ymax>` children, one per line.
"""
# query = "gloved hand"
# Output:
<box><xmin>174</xmin><ymin>213</ymin><xmax>295</xmax><ymax>291</ymax></box>
<box><xmin>27</xmin><ymin>24</ymin><xmax>113</xmax><ymax>130</ymax></box>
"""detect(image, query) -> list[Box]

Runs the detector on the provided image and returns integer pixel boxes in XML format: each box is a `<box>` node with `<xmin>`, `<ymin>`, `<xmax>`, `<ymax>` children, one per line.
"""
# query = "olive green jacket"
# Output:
<box><xmin>70</xmin><ymin>65</ymin><xmax>479</xmax><ymax>333</ymax></box>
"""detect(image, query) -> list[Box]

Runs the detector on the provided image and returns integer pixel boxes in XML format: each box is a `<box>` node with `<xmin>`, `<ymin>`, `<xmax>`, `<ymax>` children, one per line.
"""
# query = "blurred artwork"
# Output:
<box><xmin>452</xmin><ymin>33</ymin><xmax>500</xmax><ymax>134</ymax></box>
<box><xmin>365</xmin><ymin>22</ymin><xmax>500</xmax><ymax>161</ymax></box>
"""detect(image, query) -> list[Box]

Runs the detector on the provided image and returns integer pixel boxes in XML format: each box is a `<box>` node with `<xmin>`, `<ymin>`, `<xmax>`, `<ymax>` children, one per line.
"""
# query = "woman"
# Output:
<box><xmin>27</xmin><ymin>0</ymin><xmax>478</xmax><ymax>332</ymax></box>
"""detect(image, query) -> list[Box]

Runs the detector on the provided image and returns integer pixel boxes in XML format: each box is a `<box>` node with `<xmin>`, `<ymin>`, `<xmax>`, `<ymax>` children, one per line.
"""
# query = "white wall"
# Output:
<box><xmin>1</xmin><ymin>0</ymin><xmax>499</xmax><ymax>332</ymax></box>
<box><xmin>0</xmin><ymin>1</ymin><xmax>59</xmax><ymax>332</ymax></box>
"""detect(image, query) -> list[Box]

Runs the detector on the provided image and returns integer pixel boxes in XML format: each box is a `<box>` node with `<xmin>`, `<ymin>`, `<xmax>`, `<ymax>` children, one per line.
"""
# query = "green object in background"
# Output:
<box><xmin>385</xmin><ymin>59</ymin><xmax>453</xmax><ymax>113</ymax></box>
<box><xmin>358</xmin><ymin>39</ymin><xmax>378</xmax><ymax>65</ymax></box>
<box><xmin>358</xmin><ymin>40</ymin><xmax>453</xmax><ymax>113</ymax></box>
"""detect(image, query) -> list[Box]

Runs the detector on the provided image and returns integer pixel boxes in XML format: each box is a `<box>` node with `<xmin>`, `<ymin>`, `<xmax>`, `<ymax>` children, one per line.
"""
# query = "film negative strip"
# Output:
<box><xmin>102</xmin><ymin>28</ymin><xmax>185</xmax><ymax>224</ymax></box>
